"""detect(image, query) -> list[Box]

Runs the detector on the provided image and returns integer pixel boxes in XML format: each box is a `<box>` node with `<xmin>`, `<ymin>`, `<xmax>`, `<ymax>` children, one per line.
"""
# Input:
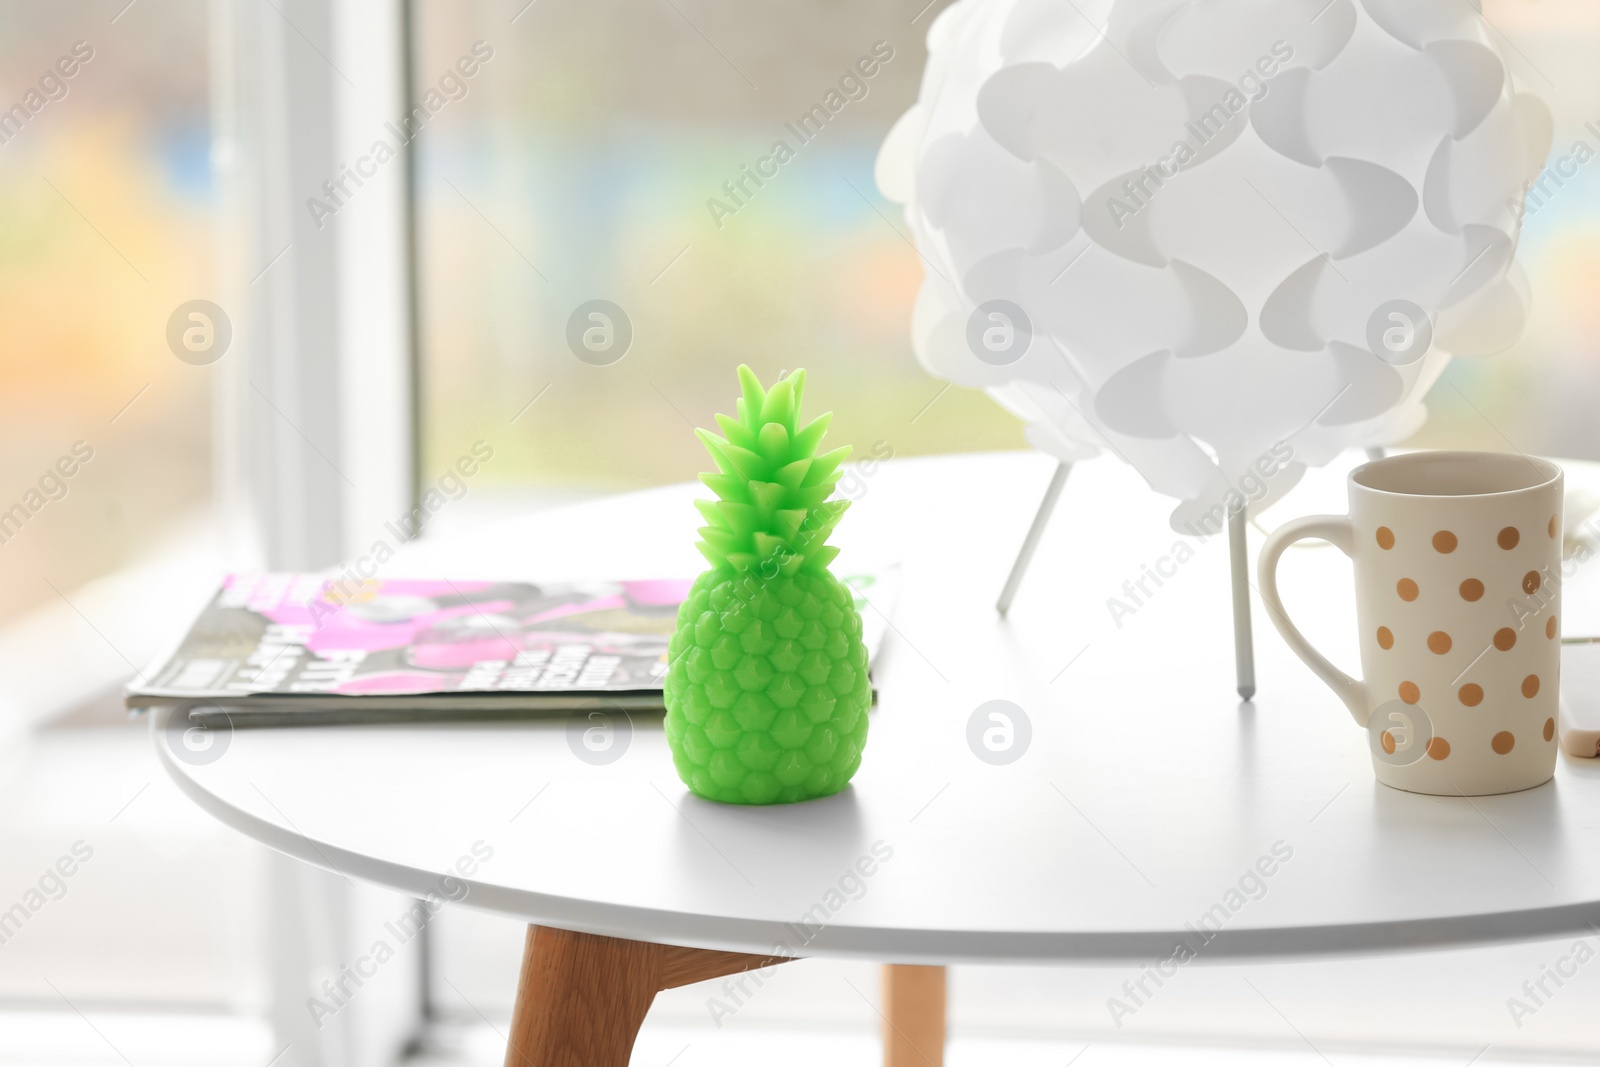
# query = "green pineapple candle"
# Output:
<box><xmin>664</xmin><ymin>365</ymin><xmax>871</xmax><ymax>804</ymax></box>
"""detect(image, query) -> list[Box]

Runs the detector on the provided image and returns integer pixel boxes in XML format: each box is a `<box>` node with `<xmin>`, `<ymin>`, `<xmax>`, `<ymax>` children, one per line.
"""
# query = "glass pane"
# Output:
<box><xmin>1414</xmin><ymin>1</ymin><xmax>1600</xmax><ymax>458</ymax></box>
<box><xmin>413</xmin><ymin>0</ymin><xmax>1600</xmax><ymax>518</ymax></box>
<box><xmin>0</xmin><ymin>2</ymin><xmax>214</xmax><ymax>626</ymax></box>
<box><xmin>411</xmin><ymin>0</ymin><xmax>1010</xmax><ymax>512</ymax></box>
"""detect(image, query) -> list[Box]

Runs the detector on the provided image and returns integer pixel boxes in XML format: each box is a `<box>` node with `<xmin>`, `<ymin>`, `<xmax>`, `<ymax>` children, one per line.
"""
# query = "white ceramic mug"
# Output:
<box><xmin>1259</xmin><ymin>451</ymin><xmax>1562</xmax><ymax>796</ymax></box>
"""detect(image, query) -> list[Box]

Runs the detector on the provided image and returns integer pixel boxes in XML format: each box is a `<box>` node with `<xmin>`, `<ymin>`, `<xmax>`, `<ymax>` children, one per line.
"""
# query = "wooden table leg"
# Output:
<box><xmin>882</xmin><ymin>964</ymin><xmax>946</xmax><ymax>1067</ymax></box>
<box><xmin>503</xmin><ymin>925</ymin><xmax>795</xmax><ymax>1067</ymax></box>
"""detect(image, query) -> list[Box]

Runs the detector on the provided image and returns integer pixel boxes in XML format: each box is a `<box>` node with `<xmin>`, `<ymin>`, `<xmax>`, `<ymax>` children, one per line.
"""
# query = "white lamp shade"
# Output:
<box><xmin>878</xmin><ymin>0</ymin><xmax>1551</xmax><ymax>529</ymax></box>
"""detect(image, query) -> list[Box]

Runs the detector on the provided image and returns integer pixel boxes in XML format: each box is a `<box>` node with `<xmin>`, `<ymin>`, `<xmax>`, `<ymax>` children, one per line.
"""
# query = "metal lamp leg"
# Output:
<box><xmin>996</xmin><ymin>462</ymin><xmax>1072</xmax><ymax>616</ymax></box>
<box><xmin>999</xmin><ymin>459</ymin><xmax>1259</xmax><ymax>702</ymax></box>
<box><xmin>1230</xmin><ymin>506</ymin><xmax>1256</xmax><ymax>702</ymax></box>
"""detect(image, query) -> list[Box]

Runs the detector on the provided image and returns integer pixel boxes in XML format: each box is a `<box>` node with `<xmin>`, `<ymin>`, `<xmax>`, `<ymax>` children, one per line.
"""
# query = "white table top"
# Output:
<box><xmin>155</xmin><ymin>451</ymin><xmax>1600</xmax><ymax>965</ymax></box>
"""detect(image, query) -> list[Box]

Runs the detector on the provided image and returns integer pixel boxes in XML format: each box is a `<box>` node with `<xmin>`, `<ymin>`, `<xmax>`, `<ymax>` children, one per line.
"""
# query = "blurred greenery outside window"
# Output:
<box><xmin>0</xmin><ymin>3</ymin><xmax>213</xmax><ymax>631</ymax></box>
<box><xmin>410</xmin><ymin>0</ymin><xmax>1600</xmax><ymax>517</ymax></box>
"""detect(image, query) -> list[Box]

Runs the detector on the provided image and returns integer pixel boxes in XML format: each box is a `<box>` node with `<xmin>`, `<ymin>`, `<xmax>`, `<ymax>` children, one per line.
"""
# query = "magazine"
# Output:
<box><xmin>127</xmin><ymin>568</ymin><xmax>897</xmax><ymax>725</ymax></box>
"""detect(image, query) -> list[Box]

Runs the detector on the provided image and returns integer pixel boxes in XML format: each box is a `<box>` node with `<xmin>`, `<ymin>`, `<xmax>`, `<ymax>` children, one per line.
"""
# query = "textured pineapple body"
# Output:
<box><xmin>665</xmin><ymin>567</ymin><xmax>870</xmax><ymax>805</ymax></box>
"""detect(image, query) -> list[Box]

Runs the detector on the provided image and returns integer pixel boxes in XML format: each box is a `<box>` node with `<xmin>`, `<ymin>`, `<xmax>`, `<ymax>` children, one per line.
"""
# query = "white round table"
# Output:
<box><xmin>155</xmin><ymin>451</ymin><xmax>1600</xmax><ymax>1065</ymax></box>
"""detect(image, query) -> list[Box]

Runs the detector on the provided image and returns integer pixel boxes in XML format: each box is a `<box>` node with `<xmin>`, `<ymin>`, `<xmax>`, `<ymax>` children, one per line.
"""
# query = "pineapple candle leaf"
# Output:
<box><xmin>664</xmin><ymin>365</ymin><xmax>872</xmax><ymax>805</ymax></box>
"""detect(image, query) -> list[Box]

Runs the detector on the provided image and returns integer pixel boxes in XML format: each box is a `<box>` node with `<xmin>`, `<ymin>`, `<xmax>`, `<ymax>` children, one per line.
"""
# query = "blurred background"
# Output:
<box><xmin>4</xmin><ymin>0</ymin><xmax>1600</xmax><ymax>1065</ymax></box>
<box><xmin>410</xmin><ymin>0</ymin><xmax>1600</xmax><ymax>517</ymax></box>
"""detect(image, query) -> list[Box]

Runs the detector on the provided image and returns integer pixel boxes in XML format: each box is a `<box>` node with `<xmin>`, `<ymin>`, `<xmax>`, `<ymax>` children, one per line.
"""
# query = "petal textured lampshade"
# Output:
<box><xmin>878</xmin><ymin>0</ymin><xmax>1551</xmax><ymax>530</ymax></box>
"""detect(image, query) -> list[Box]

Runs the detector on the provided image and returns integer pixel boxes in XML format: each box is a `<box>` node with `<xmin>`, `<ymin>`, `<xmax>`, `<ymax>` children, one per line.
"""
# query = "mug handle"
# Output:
<box><xmin>1257</xmin><ymin>515</ymin><xmax>1370</xmax><ymax>725</ymax></box>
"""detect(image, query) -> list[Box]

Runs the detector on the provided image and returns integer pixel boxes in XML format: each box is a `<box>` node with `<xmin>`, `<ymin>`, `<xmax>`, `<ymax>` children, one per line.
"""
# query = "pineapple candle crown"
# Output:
<box><xmin>694</xmin><ymin>365</ymin><xmax>851</xmax><ymax>579</ymax></box>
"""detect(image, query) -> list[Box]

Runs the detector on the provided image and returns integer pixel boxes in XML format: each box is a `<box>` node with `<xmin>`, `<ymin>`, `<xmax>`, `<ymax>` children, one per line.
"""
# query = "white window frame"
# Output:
<box><xmin>211</xmin><ymin>0</ymin><xmax>416</xmax><ymax>573</ymax></box>
<box><xmin>210</xmin><ymin>2</ymin><xmax>422</xmax><ymax>1064</ymax></box>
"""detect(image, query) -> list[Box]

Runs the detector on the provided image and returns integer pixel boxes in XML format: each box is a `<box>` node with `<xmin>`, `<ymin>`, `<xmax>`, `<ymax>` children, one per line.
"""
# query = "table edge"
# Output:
<box><xmin>153</xmin><ymin>711</ymin><xmax>1600</xmax><ymax>965</ymax></box>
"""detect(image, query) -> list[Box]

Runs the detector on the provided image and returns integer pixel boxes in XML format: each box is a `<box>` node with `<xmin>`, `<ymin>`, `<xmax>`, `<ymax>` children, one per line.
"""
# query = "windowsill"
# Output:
<box><xmin>0</xmin><ymin>510</ymin><xmax>225</xmax><ymax>742</ymax></box>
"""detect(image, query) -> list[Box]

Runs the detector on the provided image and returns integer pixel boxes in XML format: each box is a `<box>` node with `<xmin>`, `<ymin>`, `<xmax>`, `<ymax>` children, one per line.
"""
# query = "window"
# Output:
<box><xmin>410</xmin><ymin>0</ymin><xmax>1015</xmax><ymax>519</ymax></box>
<box><xmin>1410</xmin><ymin>2</ymin><xmax>1600</xmax><ymax>461</ymax></box>
<box><xmin>0</xmin><ymin>2</ymin><xmax>215</xmax><ymax>628</ymax></box>
<box><xmin>411</xmin><ymin>0</ymin><xmax>1600</xmax><ymax>518</ymax></box>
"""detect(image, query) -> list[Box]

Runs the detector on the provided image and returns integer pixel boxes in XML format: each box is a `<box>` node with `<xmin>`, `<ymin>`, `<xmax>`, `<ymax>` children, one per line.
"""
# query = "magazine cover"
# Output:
<box><xmin>128</xmin><ymin>568</ymin><xmax>896</xmax><ymax>717</ymax></box>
